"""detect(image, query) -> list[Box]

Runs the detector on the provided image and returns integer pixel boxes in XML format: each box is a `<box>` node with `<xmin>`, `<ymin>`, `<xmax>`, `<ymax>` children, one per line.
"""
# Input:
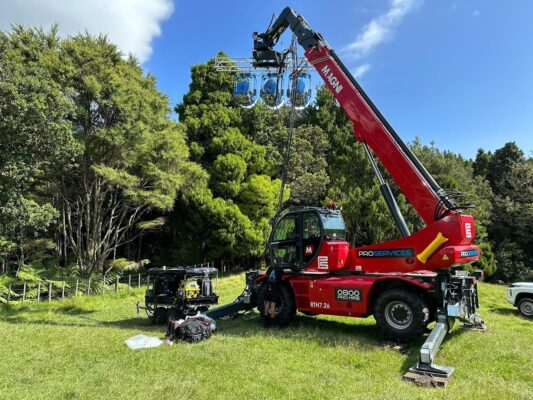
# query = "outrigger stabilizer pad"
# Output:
<box><xmin>404</xmin><ymin>312</ymin><xmax>488</xmax><ymax>387</ymax></box>
<box><xmin>461</xmin><ymin>313</ymin><xmax>488</xmax><ymax>332</ymax></box>
<box><xmin>403</xmin><ymin>316</ymin><xmax>454</xmax><ymax>387</ymax></box>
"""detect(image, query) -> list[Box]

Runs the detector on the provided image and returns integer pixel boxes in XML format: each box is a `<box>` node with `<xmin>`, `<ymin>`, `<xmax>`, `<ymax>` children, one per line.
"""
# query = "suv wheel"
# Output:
<box><xmin>517</xmin><ymin>297</ymin><xmax>533</xmax><ymax>318</ymax></box>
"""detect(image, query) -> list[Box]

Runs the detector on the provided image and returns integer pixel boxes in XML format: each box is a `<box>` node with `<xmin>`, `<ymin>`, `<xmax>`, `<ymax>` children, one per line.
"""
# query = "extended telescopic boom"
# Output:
<box><xmin>253</xmin><ymin>7</ymin><xmax>450</xmax><ymax>226</ymax></box>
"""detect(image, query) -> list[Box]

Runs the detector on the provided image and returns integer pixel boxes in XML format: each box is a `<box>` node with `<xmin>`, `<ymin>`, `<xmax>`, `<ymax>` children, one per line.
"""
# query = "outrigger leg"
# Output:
<box><xmin>404</xmin><ymin>270</ymin><xmax>487</xmax><ymax>386</ymax></box>
<box><xmin>404</xmin><ymin>314</ymin><xmax>455</xmax><ymax>386</ymax></box>
<box><xmin>204</xmin><ymin>271</ymin><xmax>260</xmax><ymax>320</ymax></box>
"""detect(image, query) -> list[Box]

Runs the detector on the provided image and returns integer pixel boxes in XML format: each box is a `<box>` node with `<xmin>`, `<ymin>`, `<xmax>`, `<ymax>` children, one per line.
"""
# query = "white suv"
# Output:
<box><xmin>507</xmin><ymin>282</ymin><xmax>533</xmax><ymax>318</ymax></box>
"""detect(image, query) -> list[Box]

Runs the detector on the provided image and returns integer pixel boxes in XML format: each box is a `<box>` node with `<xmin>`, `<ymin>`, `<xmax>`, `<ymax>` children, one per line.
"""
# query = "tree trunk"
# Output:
<box><xmin>60</xmin><ymin>171</ymin><xmax>146</xmax><ymax>278</ymax></box>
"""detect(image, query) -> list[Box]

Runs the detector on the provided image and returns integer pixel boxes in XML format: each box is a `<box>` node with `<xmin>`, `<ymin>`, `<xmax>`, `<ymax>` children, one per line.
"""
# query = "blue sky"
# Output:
<box><xmin>143</xmin><ymin>0</ymin><xmax>533</xmax><ymax>158</ymax></box>
<box><xmin>1</xmin><ymin>1</ymin><xmax>532</xmax><ymax>158</ymax></box>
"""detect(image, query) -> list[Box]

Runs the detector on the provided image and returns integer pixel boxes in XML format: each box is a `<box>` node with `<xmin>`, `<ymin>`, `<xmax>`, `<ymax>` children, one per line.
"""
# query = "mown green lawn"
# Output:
<box><xmin>1</xmin><ymin>274</ymin><xmax>531</xmax><ymax>400</ymax></box>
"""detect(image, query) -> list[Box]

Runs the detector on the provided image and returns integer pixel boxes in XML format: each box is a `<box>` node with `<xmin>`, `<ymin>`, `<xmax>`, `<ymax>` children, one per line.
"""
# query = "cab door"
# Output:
<box><xmin>269</xmin><ymin>213</ymin><xmax>301</xmax><ymax>268</ymax></box>
<box><xmin>301</xmin><ymin>211</ymin><xmax>322</xmax><ymax>264</ymax></box>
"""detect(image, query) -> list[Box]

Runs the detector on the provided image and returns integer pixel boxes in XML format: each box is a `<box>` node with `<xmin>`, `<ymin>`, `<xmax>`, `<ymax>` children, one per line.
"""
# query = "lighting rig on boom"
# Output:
<box><xmin>214</xmin><ymin>43</ymin><xmax>313</xmax><ymax>110</ymax></box>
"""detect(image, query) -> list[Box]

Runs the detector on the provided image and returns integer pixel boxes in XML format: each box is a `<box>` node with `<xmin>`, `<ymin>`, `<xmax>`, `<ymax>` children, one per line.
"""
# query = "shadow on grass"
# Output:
<box><xmin>1</xmin><ymin>302</ymin><xmax>158</xmax><ymax>331</ymax></box>
<box><xmin>222</xmin><ymin>314</ymin><xmax>483</xmax><ymax>375</ymax></box>
<box><xmin>488</xmin><ymin>307</ymin><xmax>517</xmax><ymax>317</ymax></box>
<box><xmin>218</xmin><ymin>312</ymin><xmax>452</xmax><ymax>375</ymax></box>
<box><xmin>219</xmin><ymin>312</ymin><xmax>394</xmax><ymax>349</ymax></box>
<box><xmin>398</xmin><ymin>320</ymin><xmax>485</xmax><ymax>374</ymax></box>
<box><xmin>1</xmin><ymin>314</ymin><xmax>164</xmax><ymax>332</ymax></box>
<box><xmin>0</xmin><ymin>303</ymin><xmax>97</xmax><ymax>319</ymax></box>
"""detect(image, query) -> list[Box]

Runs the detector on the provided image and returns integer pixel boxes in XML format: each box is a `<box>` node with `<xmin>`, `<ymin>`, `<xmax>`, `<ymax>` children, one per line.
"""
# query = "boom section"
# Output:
<box><xmin>306</xmin><ymin>46</ymin><xmax>439</xmax><ymax>224</ymax></box>
<box><xmin>254</xmin><ymin>7</ymin><xmax>443</xmax><ymax>225</ymax></box>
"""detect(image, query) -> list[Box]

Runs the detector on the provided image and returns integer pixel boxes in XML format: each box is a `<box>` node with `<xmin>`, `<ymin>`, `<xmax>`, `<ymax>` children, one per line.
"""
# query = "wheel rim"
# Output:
<box><xmin>519</xmin><ymin>299</ymin><xmax>533</xmax><ymax>316</ymax></box>
<box><xmin>385</xmin><ymin>301</ymin><xmax>413</xmax><ymax>330</ymax></box>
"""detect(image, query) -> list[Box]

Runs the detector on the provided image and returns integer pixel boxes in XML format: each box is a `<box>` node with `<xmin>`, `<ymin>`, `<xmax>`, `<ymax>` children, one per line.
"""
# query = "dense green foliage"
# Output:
<box><xmin>1</xmin><ymin>276</ymin><xmax>532</xmax><ymax>399</ymax></box>
<box><xmin>473</xmin><ymin>143</ymin><xmax>533</xmax><ymax>281</ymax></box>
<box><xmin>0</xmin><ymin>28</ymin><xmax>531</xmax><ymax>287</ymax></box>
<box><xmin>0</xmin><ymin>28</ymin><xmax>199</xmax><ymax>284</ymax></box>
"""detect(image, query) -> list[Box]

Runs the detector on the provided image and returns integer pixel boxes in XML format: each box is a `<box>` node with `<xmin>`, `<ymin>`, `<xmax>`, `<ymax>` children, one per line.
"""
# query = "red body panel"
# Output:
<box><xmin>300</xmin><ymin>214</ymin><xmax>479</xmax><ymax>274</ymax></box>
<box><xmin>304</xmin><ymin>241</ymin><xmax>350</xmax><ymax>272</ymax></box>
<box><xmin>256</xmin><ymin>272</ymin><xmax>435</xmax><ymax>318</ymax></box>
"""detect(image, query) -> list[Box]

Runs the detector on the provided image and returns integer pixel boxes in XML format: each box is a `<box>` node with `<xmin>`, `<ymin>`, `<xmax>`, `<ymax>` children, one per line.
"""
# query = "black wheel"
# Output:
<box><xmin>257</xmin><ymin>282</ymin><xmax>296</xmax><ymax>327</ymax></box>
<box><xmin>374</xmin><ymin>289</ymin><xmax>429</xmax><ymax>342</ymax></box>
<box><xmin>152</xmin><ymin>307</ymin><xmax>168</xmax><ymax>325</ymax></box>
<box><xmin>517</xmin><ymin>297</ymin><xmax>533</xmax><ymax>318</ymax></box>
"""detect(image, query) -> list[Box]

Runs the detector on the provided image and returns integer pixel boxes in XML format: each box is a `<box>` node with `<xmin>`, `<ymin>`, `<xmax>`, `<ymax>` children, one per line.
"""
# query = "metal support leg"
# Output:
<box><xmin>404</xmin><ymin>315</ymin><xmax>454</xmax><ymax>385</ymax></box>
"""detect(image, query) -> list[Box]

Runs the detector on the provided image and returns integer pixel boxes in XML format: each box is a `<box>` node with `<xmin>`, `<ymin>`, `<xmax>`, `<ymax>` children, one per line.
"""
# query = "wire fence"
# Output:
<box><xmin>3</xmin><ymin>262</ymin><xmax>216</xmax><ymax>305</ymax></box>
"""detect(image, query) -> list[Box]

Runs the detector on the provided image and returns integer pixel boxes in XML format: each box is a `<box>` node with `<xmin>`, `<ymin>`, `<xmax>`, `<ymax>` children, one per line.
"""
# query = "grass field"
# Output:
<box><xmin>1</xmin><ymin>274</ymin><xmax>531</xmax><ymax>400</ymax></box>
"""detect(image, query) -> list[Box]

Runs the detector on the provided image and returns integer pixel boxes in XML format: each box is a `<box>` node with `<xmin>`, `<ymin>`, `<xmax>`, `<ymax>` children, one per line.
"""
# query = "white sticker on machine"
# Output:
<box><xmin>465</xmin><ymin>222</ymin><xmax>472</xmax><ymax>238</ymax></box>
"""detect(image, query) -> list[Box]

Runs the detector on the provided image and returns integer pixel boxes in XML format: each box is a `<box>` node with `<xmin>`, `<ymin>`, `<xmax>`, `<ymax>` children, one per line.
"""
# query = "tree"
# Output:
<box><xmin>471</xmin><ymin>142</ymin><xmax>532</xmax><ymax>281</ymax></box>
<box><xmin>164</xmin><ymin>54</ymin><xmax>280</xmax><ymax>266</ymax></box>
<box><xmin>488</xmin><ymin>159</ymin><xmax>533</xmax><ymax>282</ymax></box>
<box><xmin>306</xmin><ymin>86</ymin><xmax>402</xmax><ymax>246</ymax></box>
<box><xmin>473</xmin><ymin>149</ymin><xmax>492</xmax><ymax>178</ymax></box>
<box><xmin>485</xmin><ymin>142</ymin><xmax>524</xmax><ymax>195</ymax></box>
<box><xmin>0</xmin><ymin>26</ymin><xmax>75</xmax><ymax>275</ymax></box>
<box><xmin>47</xmin><ymin>34</ymin><xmax>201</xmax><ymax>277</ymax></box>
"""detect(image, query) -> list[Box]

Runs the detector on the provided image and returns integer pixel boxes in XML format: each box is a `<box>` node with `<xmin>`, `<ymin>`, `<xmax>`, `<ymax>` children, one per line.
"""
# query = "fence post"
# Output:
<box><xmin>22</xmin><ymin>282</ymin><xmax>26</xmax><ymax>303</ymax></box>
<box><xmin>7</xmin><ymin>285</ymin><xmax>11</xmax><ymax>303</ymax></box>
<box><xmin>115</xmin><ymin>276</ymin><xmax>119</xmax><ymax>292</ymax></box>
<box><xmin>138</xmin><ymin>273</ymin><xmax>140</xmax><ymax>288</ymax></box>
<box><xmin>48</xmin><ymin>282</ymin><xmax>52</xmax><ymax>302</ymax></box>
<box><xmin>37</xmin><ymin>283</ymin><xmax>41</xmax><ymax>303</ymax></box>
<box><xmin>62</xmin><ymin>282</ymin><xmax>65</xmax><ymax>300</ymax></box>
<box><xmin>128</xmin><ymin>275</ymin><xmax>131</xmax><ymax>291</ymax></box>
<box><xmin>75</xmin><ymin>279</ymin><xmax>79</xmax><ymax>297</ymax></box>
<box><xmin>147</xmin><ymin>275</ymin><xmax>150</xmax><ymax>287</ymax></box>
<box><xmin>88</xmin><ymin>278</ymin><xmax>91</xmax><ymax>295</ymax></box>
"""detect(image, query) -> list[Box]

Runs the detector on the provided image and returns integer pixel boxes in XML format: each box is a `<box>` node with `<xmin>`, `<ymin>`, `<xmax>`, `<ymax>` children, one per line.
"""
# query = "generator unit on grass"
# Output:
<box><xmin>139</xmin><ymin>267</ymin><xmax>218</xmax><ymax>324</ymax></box>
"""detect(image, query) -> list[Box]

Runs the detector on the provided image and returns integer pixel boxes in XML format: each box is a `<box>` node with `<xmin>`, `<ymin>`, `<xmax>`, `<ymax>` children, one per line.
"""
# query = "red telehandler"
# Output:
<box><xmin>205</xmin><ymin>7</ymin><xmax>486</xmax><ymax>384</ymax></box>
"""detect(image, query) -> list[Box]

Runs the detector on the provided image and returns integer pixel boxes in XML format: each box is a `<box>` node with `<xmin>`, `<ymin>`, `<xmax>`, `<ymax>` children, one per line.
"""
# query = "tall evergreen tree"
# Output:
<box><xmin>0</xmin><ymin>27</ymin><xmax>75</xmax><ymax>275</ymax></box>
<box><xmin>165</xmin><ymin>54</ymin><xmax>281</xmax><ymax>266</ymax></box>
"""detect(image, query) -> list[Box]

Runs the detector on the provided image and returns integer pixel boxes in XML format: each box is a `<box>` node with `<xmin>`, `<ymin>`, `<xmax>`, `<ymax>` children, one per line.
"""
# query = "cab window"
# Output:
<box><xmin>271</xmin><ymin>215</ymin><xmax>299</xmax><ymax>267</ymax></box>
<box><xmin>273</xmin><ymin>215</ymin><xmax>297</xmax><ymax>241</ymax></box>
<box><xmin>320</xmin><ymin>213</ymin><xmax>346</xmax><ymax>240</ymax></box>
<box><xmin>303</xmin><ymin>213</ymin><xmax>321</xmax><ymax>239</ymax></box>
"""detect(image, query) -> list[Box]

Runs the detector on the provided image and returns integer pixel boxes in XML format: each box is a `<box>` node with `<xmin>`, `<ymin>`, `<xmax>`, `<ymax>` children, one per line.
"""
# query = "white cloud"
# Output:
<box><xmin>352</xmin><ymin>63</ymin><xmax>371</xmax><ymax>79</ymax></box>
<box><xmin>0</xmin><ymin>0</ymin><xmax>174</xmax><ymax>63</ymax></box>
<box><xmin>344</xmin><ymin>0</ymin><xmax>420</xmax><ymax>59</ymax></box>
